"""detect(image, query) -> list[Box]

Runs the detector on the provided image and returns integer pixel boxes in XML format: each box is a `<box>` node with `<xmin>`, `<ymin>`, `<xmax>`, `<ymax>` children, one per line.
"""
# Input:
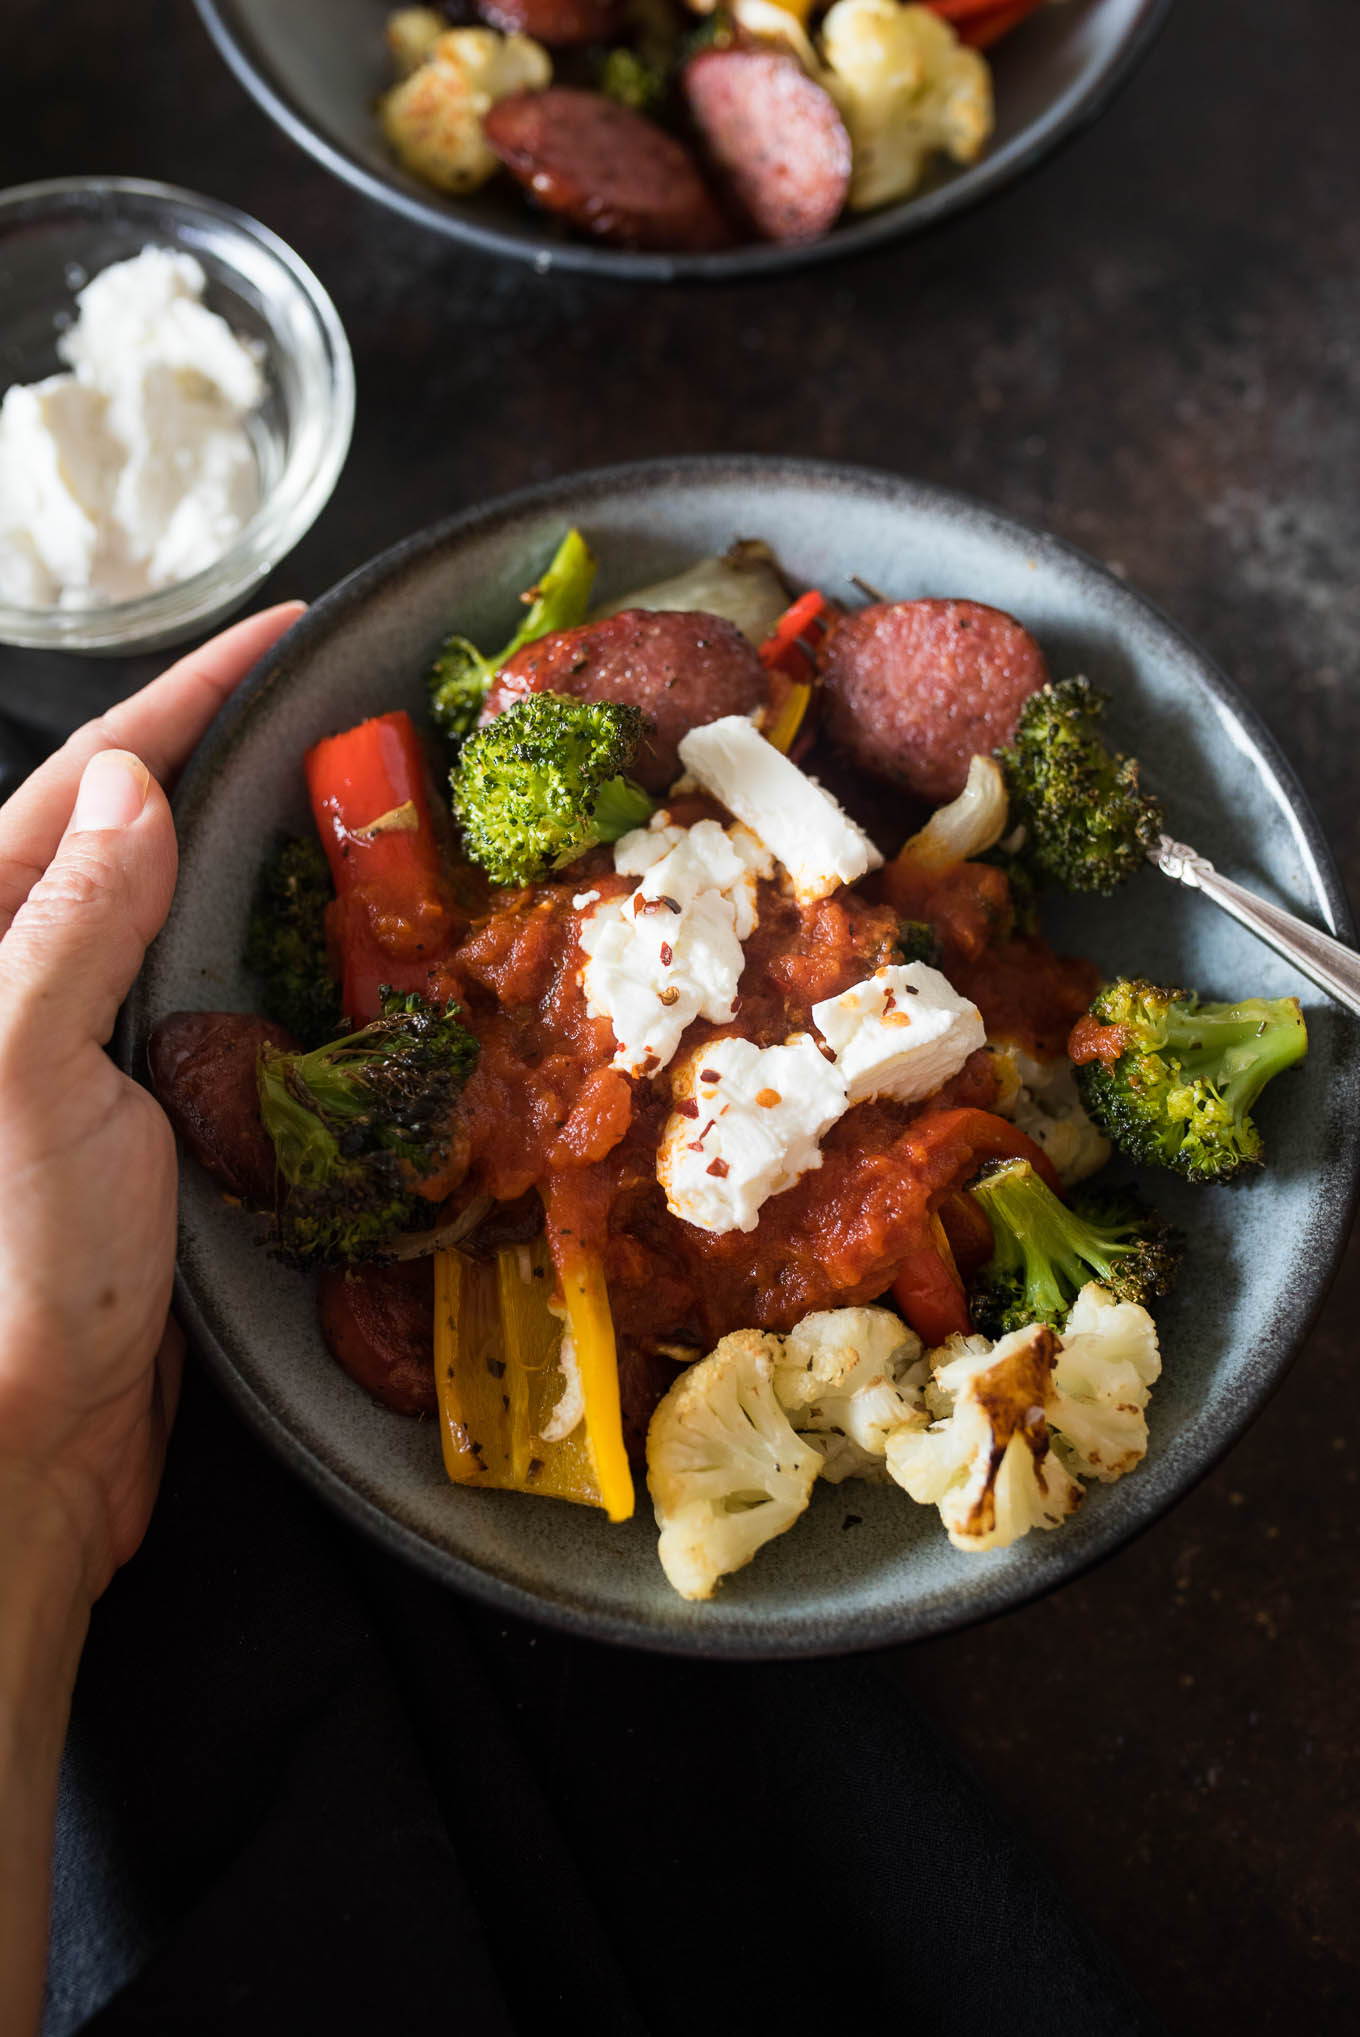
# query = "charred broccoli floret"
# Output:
<box><xmin>450</xmin><ymin>691</ymin><xmax>656</xmax><ymax>887</ymax></box>
<box><xmin>596</xmin><ymin>47</ymin><xmax>668</xmax><ymax>114</ymax></box>
<box><xmin>997</xmin><ymin>677</ymin><xmax>1164</xmax><ymax>893</ymax></box>
<box><xmin>896</xmin><ymin>919</ymin><xmax>942</xmax><ymax>967</ymax></box>
<box><xmin>427</xmin><ymin>527</ymin><xmax>596</xmax><ymax>744</ymax></box>
<box><xmin>967</xmin><ymin>1158</ymin><xmax>1181</xmax><ymax>1339</ymax></box>
<box><xmin>257</xmin><ymin>991</ymin><xmax>479</xmax><ymax>1266</ymax></box>
<box><xmin>1073</xmin><ymin>978</ymin><xmax>1307</xmax><ymax>1183</ymax></box>
<box><xmin>244</xmin><ymin>835</ymin><xmax>342</xmax><ymax>1048</ymax></box>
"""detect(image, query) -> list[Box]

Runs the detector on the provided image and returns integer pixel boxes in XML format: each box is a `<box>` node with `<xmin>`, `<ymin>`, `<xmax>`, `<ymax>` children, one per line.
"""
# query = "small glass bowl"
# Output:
<box><xmin>0</xmin><ymin>177</ymin><xmax>354</xmax><ymax>654</ymax></box>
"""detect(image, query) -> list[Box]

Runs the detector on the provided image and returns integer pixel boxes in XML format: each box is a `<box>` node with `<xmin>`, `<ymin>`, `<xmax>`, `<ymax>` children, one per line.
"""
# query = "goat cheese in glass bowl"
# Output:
<box><xmin>0</xmin><ymin>178</ymin><xmax>354</xmax><ymax>653</ymax></box>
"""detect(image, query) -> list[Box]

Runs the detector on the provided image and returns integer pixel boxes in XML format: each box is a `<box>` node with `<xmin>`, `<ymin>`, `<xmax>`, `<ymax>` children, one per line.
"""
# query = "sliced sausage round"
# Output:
<box><xmin>482</xmin><ymin>609</ymin><xmax>768</xmax><ymax>792</ymax></box>
<box><xmin>483</xmin><ymin>88</ymin><xmax>732</xmax><ymax>253</ymax></box>
<box><xmin>148</xmin><ymin>1011</ymin><xmax>291</xmax><ymax>1207</ymax></box>
<box><xmin>317</xmin><ymin>1260</ymin><xmax>437</xmax><ymax>1417</ymax></box>
<box><xmin>683</xmin><ymin>48</ymin><xmax>851</xmax><ymax>245</ymax></box>
<box><xmin>477</xmin><ymin>0</ymin><xmax>619</xmax><ymax>45</ymax></box>
<box><xmin>820</xmin><ymin>599</ymin><xmax>1051</xmax><ymax>804</ymax></box>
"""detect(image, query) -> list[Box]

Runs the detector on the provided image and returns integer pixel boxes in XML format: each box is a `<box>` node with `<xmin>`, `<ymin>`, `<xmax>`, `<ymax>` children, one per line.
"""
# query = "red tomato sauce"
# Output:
<box><xmin>439</xmin><ymin>846</ymin><xmax>1085</xmax><ymax>1440</ymax></box>
<box><xmin>882</xmin><ymin>854</ymin><xmax>1098</xmax><ymax>1057</ymax></box>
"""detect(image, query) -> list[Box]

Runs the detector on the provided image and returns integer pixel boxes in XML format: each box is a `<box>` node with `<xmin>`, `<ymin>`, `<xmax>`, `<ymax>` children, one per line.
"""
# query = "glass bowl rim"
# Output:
<box><xmin>0</xmin><ymin>174</ymin><xmax>355</xmax><ymax>652</ymax></box>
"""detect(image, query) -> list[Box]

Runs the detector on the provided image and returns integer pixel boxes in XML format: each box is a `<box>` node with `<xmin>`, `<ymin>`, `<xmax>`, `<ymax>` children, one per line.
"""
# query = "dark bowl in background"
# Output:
<box><xmin>192</xmin><ymin>0</ymin><xmax>1169</xmax><ymax>282</ymax></box>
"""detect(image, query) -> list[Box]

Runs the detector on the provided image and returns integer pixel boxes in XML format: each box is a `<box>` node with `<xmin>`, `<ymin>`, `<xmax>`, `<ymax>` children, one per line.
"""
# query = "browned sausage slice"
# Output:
<box><xmin>481</xmin><ymin>609</ymin><xmax>768</xmax><ymax>791</ymax></box>
<box><xmin>683</xmin><ymin>49</ymin><xmax>851</xmax><ymax>245</ymax></box>
<box><xmin>477</xmin><ymin>0</ymin><xmax>619</xmax><ymax>46</ymax></box>
<box><xmin>483</xmin><ymin>88</ymin><xmax>732</xmax><ymax>253</ymax></box>
<box><xmin>317</xmin><ymin>1260</ymin><xmax>437</xmax><ymax>1416</ymax></box>
<box><xmin>148</xmin><ymin>1011</ymin><xmax>291</xmax><ymax>1207</ymax></box>
<box><xmin>820</xmin><ymin>599</ymin><xmax>1051</xmax><ymax>804</ymax></box>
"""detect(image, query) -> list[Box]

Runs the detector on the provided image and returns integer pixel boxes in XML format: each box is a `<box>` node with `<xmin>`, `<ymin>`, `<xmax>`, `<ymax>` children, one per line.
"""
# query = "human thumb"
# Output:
<box><xmin>0</xmin><ymin>750</ymin><xmax>178</xmax><ymax>1056</ymax></box>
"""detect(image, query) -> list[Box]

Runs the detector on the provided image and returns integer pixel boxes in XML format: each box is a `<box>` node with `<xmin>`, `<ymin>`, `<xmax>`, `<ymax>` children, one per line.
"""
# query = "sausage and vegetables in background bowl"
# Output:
<box><xmin>124</xmin><ymin>458</ymin><xmax>1359</xmax><ymax>1653</ymax></box>
<box><xmin>192</xmin><ymin>0</ymin><xmax>1168</xmax><ymax>277</ymax></box>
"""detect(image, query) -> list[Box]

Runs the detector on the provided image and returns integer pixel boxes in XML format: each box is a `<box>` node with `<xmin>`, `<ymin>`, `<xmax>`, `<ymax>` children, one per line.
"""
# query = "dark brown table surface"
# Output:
<box><xmin>3</xmin><ymin>2</ymin><xmax>1357</xmax><ymax>2029</ymax></box>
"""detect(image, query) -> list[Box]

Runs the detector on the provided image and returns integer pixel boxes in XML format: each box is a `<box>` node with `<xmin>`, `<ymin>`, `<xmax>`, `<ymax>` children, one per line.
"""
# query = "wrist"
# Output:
<box><xmin>0</xmin><ymin>1466</ymin><xmax>93</xmax><ymax>2037</ymax></box>
<box><xmin>0</xmin><ymin>1461</ymin><xmax>98</xmax><ymax>1662</ymax></box>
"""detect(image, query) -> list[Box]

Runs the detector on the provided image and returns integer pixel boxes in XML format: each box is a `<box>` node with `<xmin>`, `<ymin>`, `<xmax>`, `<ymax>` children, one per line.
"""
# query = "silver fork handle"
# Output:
<box><xmin>1151</xmin><ymin>836</ymin><xmax>1360</xmax><ymax>1020</ymax></box>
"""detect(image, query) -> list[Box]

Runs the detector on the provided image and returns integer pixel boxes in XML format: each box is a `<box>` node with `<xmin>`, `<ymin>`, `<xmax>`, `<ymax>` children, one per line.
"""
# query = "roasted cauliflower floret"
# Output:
<box><xmin>380</xmin><ymin>29</ymin><xmax>552</xmax><ymax>195</ymax></box>
<box><xmin>646</xmin><ymin>1329</ymin><xmax>822</xmax><ymax>1600</ymax></box>
<box><xmin>1049</xmin><ymin>1281</ymin><xmax>1161</xmax><ymax>1482</ymax></box>
<box><xmin>886</xmin><ymin>1322</ymin><xmax>1082</xmax><ymax>1551</ymax></box>
<box><xmin>386</xmin><ymin>7</ymin><xmax>446</xmax><ymax>76</ymax></box>
<box><xmin>888</xmin><ymin>1283</ymin><xmax>1162</xmax><ymax>1548</ymax></box>
<box><xmin>773</xmin><ymin>1306</ymin><xmax>926</xmax><ymax>1483</ymax></box>
<box><xmin>990</xmin><ymin>1039</ymin><xmax>1112</xmax><ymax>1187</ymax></box>
<box><xmin>820</xmin><ymin>0</ymin><xmax>993</xmax><ymax>213</ymax></box>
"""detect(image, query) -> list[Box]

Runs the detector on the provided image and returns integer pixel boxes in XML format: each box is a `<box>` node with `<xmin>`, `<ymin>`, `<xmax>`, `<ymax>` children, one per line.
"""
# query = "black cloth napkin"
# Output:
<box><xmin>43</xmin><ymin>1365</ymin><xmax>1162</xmax><ymax>2037</ymax></box>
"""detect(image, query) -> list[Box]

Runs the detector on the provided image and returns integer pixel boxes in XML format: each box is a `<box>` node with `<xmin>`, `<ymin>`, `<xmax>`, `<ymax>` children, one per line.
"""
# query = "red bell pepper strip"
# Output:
<box><xmin>888</xmin><ymin>1107</ymin><xmax>1062</xmax><ymax>1343</ymax></box>
<box><xmin>893</xmin><ymin>1217</ymin><xmax>973</xmax><ymax>1346</ymax></box>
<box><xmin>924</xmin><ymin>0</ymin><xmax>1048</xmax><ymax>47</ymax></box>
<box><xmin>760</xmin><ymin>590</ymin><xmax>831</xmax><ymax>751</ymax></box>
<box><xmin>760</xmin><ymin>590</ymin><xmax>830</xmax><ymax>678</ymax></box>
<box><xmin>304</xmin><ymin>711</ymin><xmax>458</xmax><ymax>1023</ymax></box>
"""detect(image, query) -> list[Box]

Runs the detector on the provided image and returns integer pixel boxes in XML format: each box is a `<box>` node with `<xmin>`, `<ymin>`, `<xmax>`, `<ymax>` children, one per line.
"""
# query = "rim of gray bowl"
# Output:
<box><xmin>126</xmin><ymin>454</ymin><xmax>1360</xmax><ymax>1657</ymax></box>
<box><xmin>190</xmin><ymin>0</ymin><xmax>1172</xmax><ymax>283</ymax></box>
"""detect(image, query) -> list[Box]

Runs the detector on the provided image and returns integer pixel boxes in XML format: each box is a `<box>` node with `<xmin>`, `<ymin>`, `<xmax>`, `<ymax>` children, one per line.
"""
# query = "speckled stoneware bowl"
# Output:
<box><xmin>192</xmin><ymin>0</ymin><xmax>1169</xmax><ymax>282</ymax></box>
<box><xmin>122</xmin><ymin>457</ymin><xmax>1360</xmax><ymax>1656</ymax></box>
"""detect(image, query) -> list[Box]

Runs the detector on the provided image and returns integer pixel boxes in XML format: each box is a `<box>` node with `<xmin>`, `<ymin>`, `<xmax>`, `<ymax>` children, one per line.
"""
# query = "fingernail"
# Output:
<box><xmin>72</xmin><ymin>750</ymin><xmax>151</xmax><ymax>832</ymax></box>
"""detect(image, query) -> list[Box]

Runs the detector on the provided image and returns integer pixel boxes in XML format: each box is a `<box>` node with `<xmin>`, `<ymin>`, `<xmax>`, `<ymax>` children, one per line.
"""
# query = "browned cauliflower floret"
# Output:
<box><xmin>386</xmin><ymin>7</ymin><xmax>446</xmax><ymax>76</ymax></box>
<box><xmin>380</xmin><ymin>29</ymin><xmax>552</xmax><ymax>195</ymax></box>
<box><xmin>885</xmin><ymin>1321</ymin><xmax>1083</xmax><ymax>1550</ymax></box>
<box><xmin>820</xmin><ymin>0</ymin><xmax>993</xmax><ymax>213</ymax></box>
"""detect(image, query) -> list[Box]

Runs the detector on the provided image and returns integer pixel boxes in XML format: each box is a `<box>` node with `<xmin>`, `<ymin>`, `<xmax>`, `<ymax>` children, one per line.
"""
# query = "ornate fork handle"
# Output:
<box><xmin>1151</xmin><ymin>835</ymin><xmax>1360</xmax><ymax>1020</ymax></box>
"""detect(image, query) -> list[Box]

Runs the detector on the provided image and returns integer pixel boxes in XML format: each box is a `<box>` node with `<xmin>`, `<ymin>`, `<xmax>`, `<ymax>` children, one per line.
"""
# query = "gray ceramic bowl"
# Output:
<box><xmin>123</xmin><ymin>456</ymin><xmax>1359</xmax><ymax>1655</ymax></box>
<box><xmin>192</xmin><ymin>0</ymin><xmax>1169</xmax><ymax>282</ymax></box>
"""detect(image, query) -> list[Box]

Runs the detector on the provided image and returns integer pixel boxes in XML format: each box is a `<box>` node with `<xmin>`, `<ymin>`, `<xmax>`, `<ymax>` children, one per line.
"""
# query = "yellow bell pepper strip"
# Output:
<box><xmin>765</xmin><ymin>681</ymin><xmax>812</xmax><ymax>756</ymax></box>
<box><xmin>559</xmin><ymin>1251</ymin><xmax>634</xmax><ymax>1522</ymax></box>
<box><xmin>433</xmin><ymin>1230</ymin><xmax>634</xmax><ymax>1518</ymax></box>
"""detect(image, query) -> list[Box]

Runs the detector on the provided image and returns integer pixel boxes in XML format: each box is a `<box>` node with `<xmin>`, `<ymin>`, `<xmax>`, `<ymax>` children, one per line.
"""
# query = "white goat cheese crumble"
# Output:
<box><xmin>579</xmin><ymin>818</ymin><xmax>762</xmax><ymax>1078</ymax></box>
<box><xmin>657</xmin><ymin>1034</ymin><xmax>848</xmax><ymax>1234</ymax></box>
<box><xmin>812</xmin><ymin>963</ymin><xmax>985</xmax><ymax>1105</ymax></box>
<box><xmin>677</xmin><ymin>715</ymin><xmax>884</xmax><ymax>903</ymax></box>
<box><xmin>0</xmin><ymin>247</ymin><xmax>264</xmax><ymax>610</ymax></box>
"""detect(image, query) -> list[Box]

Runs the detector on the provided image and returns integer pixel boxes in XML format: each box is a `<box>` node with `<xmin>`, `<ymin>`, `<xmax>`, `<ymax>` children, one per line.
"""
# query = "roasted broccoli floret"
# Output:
<box><xmin>1073</xmin><ymin>978</ymin><xmax>1307</xmax><ymax>1184</ymax></box>
<box><xmin>450</xmin><ymin>691</ymin><xmax>656</xmax><ymax>887</ymax></box>
<box><xmin>967</xmin><ymin>1158</ymin><xmax>1181</xmax><ymax>1338</ymax></box>
<box><xmin>896</xmin><ymin>919</ymin><xmax>942</xmax><ymax>967</ymax></box>
<box><xmin>427</xmin><ymin>527</ymin><xmax>596</xmax><ymax>744</ymax></box>
<box><xmin>256</xmin><ymin>990</ymin><xmax>478</xmax><ymax>1266</ymax></box>
<box><xmin>596</xmin><ymin>46</ymin><xmax>668</xmax><ymax>115</ymax></box>
<box><xmin>244</xmin><ymin>835</ymin><xmax>342</xmax><ymax>1048</ymax></box>
<box><xmin>997</xmin><ymin>677</ymin><xmax>1164</xmax><ymax>894</ymax></box>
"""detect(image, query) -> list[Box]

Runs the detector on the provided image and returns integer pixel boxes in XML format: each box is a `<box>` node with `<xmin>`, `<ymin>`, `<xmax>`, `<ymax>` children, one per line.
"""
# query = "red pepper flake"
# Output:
<box><xmin>676</xmin><ymin>1097</ymin><xmax>700</xmax><ymax>1119</ymax></box>
<box><xmin>755</xmin><ymin>1088</ymin><xmax>782</xmax><ymax>1108</ymax></box>
<box><xmin>659</xmin><ymin>942</ymin><xmax>674</xmax><ymax>967</ymax></box>
<box><xmin>883</xmin><ymin>990</ymin><xmax>897</xmax><ymax>1012</ymax></box>
<box><xmin>699</xmin><ymin>1068</ymin><xmax>722</xmax><ymax>1084</ymax></box>
<box><xmin>687</xmin><ymin>1140</ymin><xmax>706</xmax><ymax>1153</ymax></box>
<box><xmin>705</xmin><ymin>1157</ymin><xmax>730</xmax><ymax>1178</ymax></box>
